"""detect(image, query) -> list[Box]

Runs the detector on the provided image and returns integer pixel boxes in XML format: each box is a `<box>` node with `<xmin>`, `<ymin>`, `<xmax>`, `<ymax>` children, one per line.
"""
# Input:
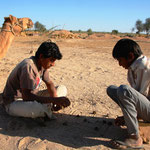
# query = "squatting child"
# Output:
<box><xmin>107</xmin><ymin>38</ymin><xmax>150</xmax><ymax>149</ymax></box>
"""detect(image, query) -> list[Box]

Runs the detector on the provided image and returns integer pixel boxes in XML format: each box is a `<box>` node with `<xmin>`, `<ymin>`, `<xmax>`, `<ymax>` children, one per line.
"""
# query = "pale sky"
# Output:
<box><xmin>0</xmin><ymin>0</ymin><xmax>150</xmax><ymax>33</ymax></box>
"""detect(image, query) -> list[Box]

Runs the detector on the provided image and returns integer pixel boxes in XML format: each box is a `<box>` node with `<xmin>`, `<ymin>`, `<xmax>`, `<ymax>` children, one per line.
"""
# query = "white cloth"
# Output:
<box><xmin>128</xmin><ymin>55</ymin><xmax>150</xmax><ymax>98</ymax></box>
<box><xmin>5</xmin><ymin>101</ymin><xmax>52</xmax><ymax>118</ymax></box>
<box><xmin>56</xmin><ymin>85</ymin><xmax>67</xmax><ymax>97</ymax></box>
<box><xmin>5</xmin><ymin>85</ymin><xmax>67</xmax><ymax>118</ymax></box>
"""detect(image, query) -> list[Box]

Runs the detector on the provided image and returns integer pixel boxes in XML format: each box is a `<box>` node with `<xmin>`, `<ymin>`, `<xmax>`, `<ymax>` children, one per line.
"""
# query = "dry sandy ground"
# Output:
<box><xmin>0</xmin><ymin>36</ymin><xmax>150</xmax><ymax>150</ymax></box>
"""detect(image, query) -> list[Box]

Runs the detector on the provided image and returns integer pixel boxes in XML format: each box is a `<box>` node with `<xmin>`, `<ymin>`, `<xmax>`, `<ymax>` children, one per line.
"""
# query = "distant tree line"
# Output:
<box><xmin>34</xmin><ymin>21</ymin><xmax>46</xmax><ymax>32</ymax></box>
<box><xmin>111</xmin><ymin>17</ymin><xmax>150</xmax><ymax>36</ymax></box>
<box><xmin>34</xmin><ymin>17</ymin><xmax>150</xmax><ymax>37</ymax></box>
<box><xmin>133</xmin><ymin>18</ymin><xmax>150</xmax><ymax>36</ymax></box>
<box><xmin>34</xmin><ymin>21</ymin><xmax>94</xmax><ymax>36</ymax></box>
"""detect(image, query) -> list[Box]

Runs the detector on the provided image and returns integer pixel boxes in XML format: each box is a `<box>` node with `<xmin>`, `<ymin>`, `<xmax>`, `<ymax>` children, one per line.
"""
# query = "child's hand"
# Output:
<box><xmin>115</xmin><ymin>116</ymin><xmax>125</xmax><ymax>126</ymax></box>
<box><xmin>52</xmin><ymin>97</ymin><xmax>70</xmax><ymax>111</ymax></box>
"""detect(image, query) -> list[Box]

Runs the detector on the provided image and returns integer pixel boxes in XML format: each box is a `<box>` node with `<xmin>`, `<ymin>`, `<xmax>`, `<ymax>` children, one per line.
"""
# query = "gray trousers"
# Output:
<box><xmin>107</xmin><ymin>85</ymin><xmax>150</xmax><ymax>136</ymax></box>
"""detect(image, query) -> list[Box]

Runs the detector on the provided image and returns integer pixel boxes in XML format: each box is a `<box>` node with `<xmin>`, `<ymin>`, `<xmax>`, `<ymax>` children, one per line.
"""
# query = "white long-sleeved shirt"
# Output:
<box><xmin>128</xmin><ymin>55</ymin><xmax>150</xmax><ymax>98</ymax></box>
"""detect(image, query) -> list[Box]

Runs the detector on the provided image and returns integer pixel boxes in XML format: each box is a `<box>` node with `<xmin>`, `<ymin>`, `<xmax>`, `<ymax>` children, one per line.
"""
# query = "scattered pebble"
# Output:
<box><xmin>107</xmin><ymin>121</ymin><xmax>113</xmax><ymax>126</ymax></box>
<box><xmin>62</xmin><ymin>121</ymin><xmax>68</xmax><ymax>126</ymax></box>
<box><xmin>102</xmin><ymin>120</ymin><xmax>107</xmax><ymax>124</ymax></box>
<box><xmin>94</xmin><ymin>127</ymin><xmax>99</xmax><ymax>131</ymax></box>
<box><xmin>83</xmin><ymin>118</ymin><xmax>87</xmax><ymax>122</ymax></box>
<box><xmin>91</xmin><ymin>111</ymin><xmax>96</xmax><ymax>115</ymax></box>
<box><xmin>29</xmin><ymin>50</ymin><xmax>34</xmax><ymax>54</ymax></box>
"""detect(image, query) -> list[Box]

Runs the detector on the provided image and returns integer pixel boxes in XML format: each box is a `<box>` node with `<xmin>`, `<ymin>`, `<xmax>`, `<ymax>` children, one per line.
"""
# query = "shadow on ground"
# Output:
<box><xmin>0</xmin><ymin>103</ymin><xmax>127</xmax><ymax>149</ymax></box>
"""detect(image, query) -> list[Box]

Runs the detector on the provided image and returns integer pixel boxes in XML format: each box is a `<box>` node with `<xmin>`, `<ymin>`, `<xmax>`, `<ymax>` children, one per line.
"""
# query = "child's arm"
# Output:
<box><xmin>128</xmin><ymin>66</ymin><xmax>150</xmax><ymax>97</ymax></box>
<box><xmin>21</xmin><ymin>88</ymin><xmax>70</xmax><ymax>107</ymax></box>
<box><xmin>45</xmin><ymin>80</ymin><xmax>57</xmax><ymax>97</ymax></box>
<box><xmin>42</xmin><ymin>69</ymin><xmax>57</xmax><ymax>97</ymax></box>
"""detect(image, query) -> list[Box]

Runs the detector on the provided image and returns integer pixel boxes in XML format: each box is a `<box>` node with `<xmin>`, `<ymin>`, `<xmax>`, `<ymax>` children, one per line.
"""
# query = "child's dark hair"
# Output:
<box><xmin>112</xmin><ymin>39</ymin><xmax>143</xmax><ymax>59</ymax></box>
<box><xmin>35</xmin><ymin>41</ymin><xmax>62</xmax><ymax>60</ymax></box>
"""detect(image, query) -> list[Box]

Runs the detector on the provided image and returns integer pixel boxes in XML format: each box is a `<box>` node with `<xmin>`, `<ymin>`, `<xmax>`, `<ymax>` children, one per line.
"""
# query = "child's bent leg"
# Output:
<box><xmin>5</xmin><ymin>101</ymin><xmax>52</xmax><ymax>118</ymax></box>
<box><xmin>117</xmin><ymin>85</ymin><xmax>150</xmax><ymax>136</ymax></box>
<box><xmin>107</xmin><ymin>85</ymin><xmax>120</xmax><ymax>106</ymax></box>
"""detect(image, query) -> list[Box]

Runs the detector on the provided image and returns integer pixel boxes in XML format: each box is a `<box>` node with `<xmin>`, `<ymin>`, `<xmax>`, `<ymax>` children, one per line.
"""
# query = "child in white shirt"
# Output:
<box><xmin>107</xmin><ymin>38</ymin><xmax>150</xmax><ymax>149</ymax></box>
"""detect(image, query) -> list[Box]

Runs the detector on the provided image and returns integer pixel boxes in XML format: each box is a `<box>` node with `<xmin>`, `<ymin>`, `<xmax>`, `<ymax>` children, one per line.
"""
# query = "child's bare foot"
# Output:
<box><xmin>115</xmin><ymin>116</ymin><xmax>125</xmax><ymax>126</ymax></box>
<box><xmin>110</xmin><ymin>135</ymin><xmax>143</xmax><ymax>149</ymax></box>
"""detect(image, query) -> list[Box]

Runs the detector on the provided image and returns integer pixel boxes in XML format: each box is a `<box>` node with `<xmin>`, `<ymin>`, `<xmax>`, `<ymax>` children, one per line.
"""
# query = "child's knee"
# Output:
<box><xmin>106</xmin><ymin>85</ymin><xmax>117</xmax><ymax>96</ymax></box>
<box><xmin>117</xmin><ymin>85</ymin><xmax>130</xmax><ymax>99</ymax></box>
<box><xmin>107</xmin><ymin>85</ymin><xmax>113</xmax><ymax>94</ymax></box>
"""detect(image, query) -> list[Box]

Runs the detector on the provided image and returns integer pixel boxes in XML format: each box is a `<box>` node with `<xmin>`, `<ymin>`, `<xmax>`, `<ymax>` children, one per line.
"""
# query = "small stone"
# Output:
<box><xmin>94</xmin><ymin>127</ymin><xmax>99</xmax><ymax>131</ymax></box>
<box><xmin>83</xmin><ymin>118</ymin><xmax>87</xmax><ymax>122</ymax></box>
<box><xmin>92</xmin><ymin>111</ymin><xmax>96</xmax><ymax>115</ymax></box>
<box><xmin>76</xmin><ymin>115</ymin><xmax>80</xmax><ymax>117</ymax></box>
<box><xmin>107</xmin><ymin>121</ymin><xmax>113</xmax><ymax>126</ymax></box>
<box><xmin>62</xmin><ymin>121</ymin><xmax>68</xmax><ymax>126</ymax></box>
<box><xmin>29</xmin><ymin>50</ymin><xmax>34</xmax><ymax>54</ymax></box>
<box><xmin>103</xmin><ymin>120</ymin><xmax>107</xmax><ymax>124</ymax></box>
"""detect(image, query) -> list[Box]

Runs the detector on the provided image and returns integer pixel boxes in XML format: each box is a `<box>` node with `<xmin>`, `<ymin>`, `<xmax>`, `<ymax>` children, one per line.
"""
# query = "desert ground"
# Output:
<box><xmin>0</xmin><ymin>34</ymin><xmax>150</xmax><ymax>150</ymax></box>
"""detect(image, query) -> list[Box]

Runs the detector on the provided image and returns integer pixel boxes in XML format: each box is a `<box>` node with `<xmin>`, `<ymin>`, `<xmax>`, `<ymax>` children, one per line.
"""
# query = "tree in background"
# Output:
<box><xmin>143</xmin><ymin>18</ymin><xmax>150</xmax><ymax>36</ymax></box>
<box><xmin>112</xmin><ymin>30</ymin><xmax>118</xmax><ymax>34</ymax></box>
<box><xmin>135</xmin><ymin>19</ymin><xmax>143</xmax><ymax>34</ymax></box>
<box><xmin>78</xmin><ymin>29</ymin><xmax>82</xmax><ymax>33</ymax></box>
<box><xmin>34</xmin><ymin>21</ymin><xmax>46</xmax><ymax>32</ymax></box>
<box><xmin>87</xmin><ymin>28</ymin><xmax>93</xmax><ymax>36</ymax></box>
<box><xmin>131</xmin><ymin>27</ymin><xmax>135</xmax><ymax>33</ymax></box>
